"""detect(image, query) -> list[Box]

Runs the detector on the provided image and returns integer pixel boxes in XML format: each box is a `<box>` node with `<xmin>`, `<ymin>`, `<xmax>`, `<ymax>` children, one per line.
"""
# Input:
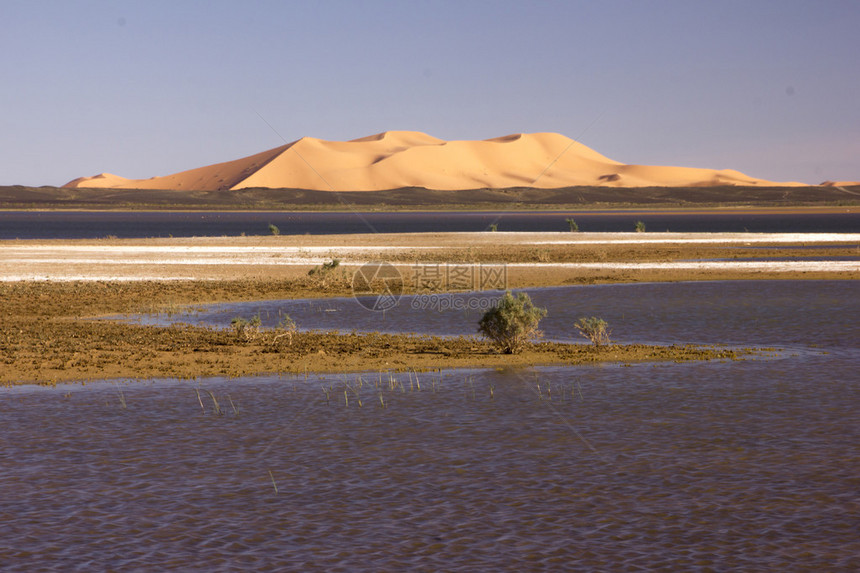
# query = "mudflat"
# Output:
<box><xmin>2</xmin><ymin>230</ymin><xmax>857</xmax><ymax>385</ymax></box>
<box><xmin>0</xmin><ymin>280</ymin><xmax>756</xmax><ymax>385</ymax></box>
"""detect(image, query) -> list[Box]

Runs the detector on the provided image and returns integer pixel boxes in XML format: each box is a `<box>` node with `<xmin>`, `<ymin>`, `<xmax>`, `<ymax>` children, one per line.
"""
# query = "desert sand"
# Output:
<box><xmin>64</xmin><ymin>131</ymin><xmax>806</xmax><ymax>192</ymax></box>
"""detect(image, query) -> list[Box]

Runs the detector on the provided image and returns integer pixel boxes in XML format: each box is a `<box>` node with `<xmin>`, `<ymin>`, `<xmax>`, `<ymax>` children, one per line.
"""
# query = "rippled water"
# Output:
<box><xmin>3</xmin><ymin>281</ymin><xmax>859</xmax><ymax>570</ymax></box>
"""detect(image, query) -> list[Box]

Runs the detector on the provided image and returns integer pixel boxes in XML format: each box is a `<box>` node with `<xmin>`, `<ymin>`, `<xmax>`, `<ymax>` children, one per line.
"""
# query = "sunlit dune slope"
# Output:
<box><xmin>64</xmin><ymin>131</ymin><xmax>805</xmax><ymax>191</ymax></box>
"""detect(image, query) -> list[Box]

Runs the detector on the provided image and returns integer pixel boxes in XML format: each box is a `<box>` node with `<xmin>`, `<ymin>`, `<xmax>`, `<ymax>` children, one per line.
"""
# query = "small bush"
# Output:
<box><xmin>231</xmin><ymin>314</ymin><xmax>262</xmax><ymax>342</ymax></box>
<box><xmin>270</xmin><ymin>315</ymin><xmax>296</xmax><ymax>346</ymax></box>
<box><xmin>308</xmin><ymin>259</ymin><xmax>344</xmax><ymax>288</ymax></box>
<box><xmin>231</xmin><ymin>314</ymin><xmax>297</xmax><ymax>346</ymax></box>
<box><xmin>634</xmin><ymin>220</ymin><xmax>646</xmax><ymax>233</ymax></box>
<box><xmin>308</xmin><ymin>258</ymin><xmax>340</xmax><ymax>277</ymax></box>
<box><xmin>487</xmin><ymin>223</ymin><xmax>498</xmax><ymax>232</ymax></box>
<box><xmin>575</xmin><ymin>316</ymin><xmax>611</xmax><ymax>346</ymax></box>
<box><xmin>566</xmin><ymin>218</ymin><xmax>579</xmax><ymax>232</ymax></box>
<box><xmin>308</xmin><ymin>258</ymin><xmax>340</xmax><ymax>276</ymax></box>
<box><xmin>525</xmin><ymin>247</ymin><xmax>551</xmax><ymax>262</ymax></box>
<box><xmin>478</xmin><ymin>291</ymin><xmax>547</xmax><ymax>354</ymax></box>
<box><xmin>268</xmin><ymin>223</ymin><xmax>280</xmax><ymax>236</ymax></box>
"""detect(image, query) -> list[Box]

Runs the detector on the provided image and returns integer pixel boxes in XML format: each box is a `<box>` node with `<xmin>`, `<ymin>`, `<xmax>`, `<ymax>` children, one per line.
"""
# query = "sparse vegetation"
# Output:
<box><xmin>231</xmin><ymin>313</ymin><xmax>297</xmax><ymax>346</ymax></box>
<box><xmin>575</xmin><ymin>316</ymin><xmax>611</xmax><ymax>346</ymax></box>
<box><xmin>566</xmin><ymin>217</ymin><xmax>579</xmax><ymax>232</ymax></box>
<box><xmin>2</xmin><ymin>184</ymin><xmax>856</xmax><ymax>211</ymax></box>
<box><xmin>635</xmin><ymin>220</ymin><xmax>646</xmax><ymax>233</ymax></box>
<box><xmin>478</xmin><ymin>291</ymin><xmax>547</xmax><ymax>354</ymax></box>
<box><xmin>308</xmin><ymin>258</ymin><xmax>340</xmax><ymax>276</ymax></box>
<box><xmin>308</xmin><ymin>259</ymin><xmax>345</xmax><ymax>287</ymax></box>
<box><xmin>488</xmin><ymin>223</ymin><xmax>498</xmax><ymax>232</ymax></box>
<box><xmin>0</xmin><ymin>280</ymin><xmax>760</xmax><ymax>386</ymax></box>
<box><xmin>271</xmin><ymin>315</ymin><xmax>297</xmax><ymax>346</ymax></box>
<box><xmin>231</xmin><ymin>314</ymin><xmax>262</xmax><ymax>342</ymax></box>
<box><xmin>268</xmin><ymin>223</ymin><xmax>280</xmax><ymax>235</ymax></box>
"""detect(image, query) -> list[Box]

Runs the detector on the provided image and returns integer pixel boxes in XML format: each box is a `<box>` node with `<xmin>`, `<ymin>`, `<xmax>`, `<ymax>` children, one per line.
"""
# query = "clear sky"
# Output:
<box><xmin>2</xmin><ymin>0</ymin><xmax>858</xmax><ymax>186</ymax></box>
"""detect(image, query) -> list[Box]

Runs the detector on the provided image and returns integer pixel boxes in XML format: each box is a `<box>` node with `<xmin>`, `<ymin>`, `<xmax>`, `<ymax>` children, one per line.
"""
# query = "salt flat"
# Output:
<box><xmin>2</xmin><ymin>232</ymin><xmax>857</xmax><ymax>282</ymax></box>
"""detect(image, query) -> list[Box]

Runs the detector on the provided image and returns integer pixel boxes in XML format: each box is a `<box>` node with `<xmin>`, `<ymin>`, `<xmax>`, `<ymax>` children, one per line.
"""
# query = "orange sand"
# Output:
<box><xmin>64</xmin><ymin>131</ymin><xmax>806</xmax><ymax>191</ymax></box>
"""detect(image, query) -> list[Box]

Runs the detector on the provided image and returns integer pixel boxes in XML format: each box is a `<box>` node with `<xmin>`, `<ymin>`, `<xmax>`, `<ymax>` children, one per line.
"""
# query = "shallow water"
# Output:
<box><xmin>3</xmin><ymin>281</ymin><xmax>859</xmax><ymax>570</ymax></box>
<box><xmin>147</xmin><ymin>280</ymin><xmax>859</xmax><ymax>352</ymax></box>
<box><xmin>1</xmin><ymin>209</ymin><xmax>858</xmax><ymax>239</ymax></box>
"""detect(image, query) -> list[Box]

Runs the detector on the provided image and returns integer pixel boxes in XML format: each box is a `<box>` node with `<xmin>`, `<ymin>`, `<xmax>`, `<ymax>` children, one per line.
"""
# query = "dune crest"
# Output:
<box><xmin>64</xmin><ymin>131</ymin><xmax>805</xmax><ymax>190</ymax></box>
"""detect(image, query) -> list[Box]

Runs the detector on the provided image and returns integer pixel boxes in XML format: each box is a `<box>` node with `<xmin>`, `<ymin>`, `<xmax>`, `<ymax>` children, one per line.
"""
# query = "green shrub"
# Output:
<box><xmin>308</xmin><ymin>259</ymin><xmax>344</xmax><ymax>287</ymax></box>
<box><xmin>268</xmin><ymin>223</ymin><xmax>280</xmax><ymax>236</ymax></box>
<box><xmin>308</xmin><ymin>258</ymin><xmax>340</xmax><ymax>278</ymax></box>
<box><xmin>308</xmin><ymin>258</ymin><xmax>340</xmax><ymax>276</ymax></box>
<box><xmin>231</xmin><ymin>314</ymin><xmax>262</xmax><ymax>342</ymax></box>
<box><xmin>271</xmin><ymin>315</ymin><xmax>296</xmax><ymax>346</ymax></box>
<box><xmin>575</xmin><ymin>316</ymin><xmax>611</xmax><ymax>346</ymax></box>
<box><xmin>634</xmin><ymin>220</ymin><xmax>646</xmax><ymax>233</ymax></box>
<box><xmin>231</xmin><ymin>313</ymin><xmax>297</xmax><ymax>346</ymax></box>
<box><xmin>478</xmin><ymin>291</ymin><xmax>547</xmax><ymax>354</ymax></box>
<box><xmin>566</xmin><ymin>218</ymin><xmax>579</xmax><ymax>232</ymax></box>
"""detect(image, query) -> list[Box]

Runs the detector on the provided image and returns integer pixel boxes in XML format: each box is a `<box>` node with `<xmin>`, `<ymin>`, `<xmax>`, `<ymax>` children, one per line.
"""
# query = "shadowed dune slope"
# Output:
<box><xmin>64</xmin><ymin>131</ymin><xmax>806</xmax><ymax>191</ymax></box>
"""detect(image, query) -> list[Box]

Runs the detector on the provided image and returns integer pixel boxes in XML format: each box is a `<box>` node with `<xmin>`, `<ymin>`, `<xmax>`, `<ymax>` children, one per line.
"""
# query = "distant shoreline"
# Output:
<box><xmin>1</xmin><ymin>184</ymin><xmax>858</xmax><ymax>212</ymax></box>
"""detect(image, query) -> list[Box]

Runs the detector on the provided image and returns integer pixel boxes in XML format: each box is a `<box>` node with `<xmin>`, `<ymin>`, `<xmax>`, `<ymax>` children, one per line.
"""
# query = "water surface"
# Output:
<box><xmin>1</xmin><ymin>210</ymin><xmax>857</xmax><ymax>239</ymax></box>
<box><xmin>148</xmin><ymin>280</ymin><xmax>858</xmax><ymax>353</ymax></box>
<box><xmin>2</xmin><ymin>280</ymin><xmax>858</xmax><ymax>570</ymax></box>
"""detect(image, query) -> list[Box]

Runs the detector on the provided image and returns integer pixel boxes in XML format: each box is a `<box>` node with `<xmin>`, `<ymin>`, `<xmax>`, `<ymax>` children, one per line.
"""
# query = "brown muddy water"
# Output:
<box><xmin>2</xmin><ymin>281</ymin><xmax>859</xmax><ymax>571</ymax></box>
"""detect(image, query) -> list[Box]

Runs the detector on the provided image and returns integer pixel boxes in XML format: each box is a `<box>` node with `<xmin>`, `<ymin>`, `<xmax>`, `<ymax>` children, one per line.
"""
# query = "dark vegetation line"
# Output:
<box><xmin>0</xmin><ymin>184</ymin><xmax>857</xmax><ymax>211</ymax></box>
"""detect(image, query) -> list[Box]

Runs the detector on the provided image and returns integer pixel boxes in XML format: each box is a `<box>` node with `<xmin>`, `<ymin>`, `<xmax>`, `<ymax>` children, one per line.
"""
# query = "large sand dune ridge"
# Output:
<box><xmin>64</xmin><ymin>131</ymin><xmax>807</xmax><ymax>191</ymax></box>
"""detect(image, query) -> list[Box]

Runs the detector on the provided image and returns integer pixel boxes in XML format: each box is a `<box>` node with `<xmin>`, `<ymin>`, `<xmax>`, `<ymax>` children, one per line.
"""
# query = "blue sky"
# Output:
<box><xmin>2</xmin><ymin>0</ymin><xmax>858</xmax><ymax>186</ymax></box>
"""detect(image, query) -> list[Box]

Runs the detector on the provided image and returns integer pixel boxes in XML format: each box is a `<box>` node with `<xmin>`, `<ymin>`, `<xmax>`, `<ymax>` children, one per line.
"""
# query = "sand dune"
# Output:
<box><xmin>64</xmin><ymin>131</ymin><xmax>806</xmax><ymax>191</ymax></box>
<box><xmin>820</xmin><ymin>180</ymin><xmax>860</xmax><ymax>187</ymax></box>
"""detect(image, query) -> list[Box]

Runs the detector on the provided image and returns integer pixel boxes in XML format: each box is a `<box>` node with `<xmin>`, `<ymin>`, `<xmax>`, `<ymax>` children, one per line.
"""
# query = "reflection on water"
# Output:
<box><xmin>3</xmin><ymin>281</ymin><xmax>859</xmax><ymax>570</ymax></box>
